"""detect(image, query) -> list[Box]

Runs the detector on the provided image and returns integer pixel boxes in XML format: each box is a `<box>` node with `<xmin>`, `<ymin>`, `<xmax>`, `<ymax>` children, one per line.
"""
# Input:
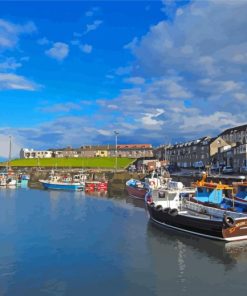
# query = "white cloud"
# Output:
<box><xmin>0</xmin><ymin>73</ymin><xmax>39</xmax><ymax>91</ymax></box>
<box><xmin>107</xmin><ymin>104</ymin><xmax>118</xmax><ymax>109</ymax></box>
<box><xmin>85</xmin><ymin>7</ymin><xmax>99</xmax><ymax>17</ymax></box>
<box><xmin>124</xmin><ymin>76</ymin><xmax>145</xmax><ymax>85</ymax></box>
<box><xmin>124</xmin><ymin>37</ymin><xmax>138</xmax><ymax>50</ymax></box>
<box><xmin>1</xmin><ymin>1</ymin><xmax>247</xmax><ymax>148</ymax></box>
<box><xmin>79</xmin><ymin>44</ymin><xmax>92</xmax><ymax>54</ymax></box>
<box><xmin>0</xmin><ymin>19</ymin><xmax>36</xmax><ymax>49</ymax></box>
<box><xmin>129</xmin><ymin>1</ymin><xmax>247</xmax><ymax>81</ymax></box>
<box><xmin>234</xmin><ymin>93</ymin><xmax>247</xmax><ymax>102</ymax></box>
<box><xmin>138</xmin><ymin>109</ymin><xmax>165</xmax><ymax>130</ymax></box>
<box><xmin>156</xmin><ymin>79</ymin><xmax>191</xmax><ymax>99</ymax></box>
<box><xmin>115</xmin><ymin>66</ymin><xmax>133</xmax><ymax>76</ymax></box>
<box><xmin>180</xmin><ymin>112</ymin><xmax>243</xmax><ymax>134</ymax></box>
<box><xmin>45</xmin><ymin>42</ymin><xmax>69</xmax><ymax>61</ymax></box>
<box><xmin>113</xmin><ymin>0</ymin><xmax>247</xmax><ymax>140</ymax></box>
<box><xmin>84</xmin><ymin>20</ymin><xmax>102</xmax><ymax>34</ymax></box>
<box><xmin>37</xmin><ymin>37</ymin><xmax>50</xmax><ymax>45</ymax></box>
<box><xmin>0</xmin><ymin>58</ymin><xmax>22</xmax><ymax>71</ymax></box>
<box><xmin>39</xmin><ymin>102</ymin><xmax>81</xmax><ymax>113</ymax></box>
<box><xmin>98</xmin><ymin>129</ymin><xmax>113</xmax><ymax>136</ymax></box>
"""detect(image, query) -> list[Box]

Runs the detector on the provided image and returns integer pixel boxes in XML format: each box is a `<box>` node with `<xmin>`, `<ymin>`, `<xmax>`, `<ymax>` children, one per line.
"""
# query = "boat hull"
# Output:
<box><xmin>125</xmin><ymin>179</ymin><xmax>149</xmax><ymax>199</ymax></box>
<box><xmin>147</xmin><ymin>203</ymin><xmax>247</xmax><ymax>241</ymax></box>
<box><xmin>126</xmin><ymin>185</ymin><xmax>148</xmax><ymax>199</ymax></box>
<box><xmin>223</xmin><ymin>196</ymin><xmax>247</xmax><ymax>210</ymax></box>
<box><xmin>85</xmin><ymin>181</ymin><xmax>108</xmax><ymax>192</ymax></box>
<box><xmin>40</xmin><ymin>181</ymin><xmax>83</xmax><ymax>191</ymax></box>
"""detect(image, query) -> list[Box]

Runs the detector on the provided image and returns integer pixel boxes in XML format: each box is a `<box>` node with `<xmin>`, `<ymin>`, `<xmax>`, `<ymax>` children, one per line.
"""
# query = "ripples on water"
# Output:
<box><xmin>0</xmin><ymin>187</ymin><xmax>247</xmax><ymax>296</ymax></box>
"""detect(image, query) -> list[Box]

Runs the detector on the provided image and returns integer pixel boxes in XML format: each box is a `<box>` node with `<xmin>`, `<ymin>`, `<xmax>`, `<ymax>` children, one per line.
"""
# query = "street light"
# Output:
<box><xmin>114</xmin><ymin>131</ymin><xmax>119</xmax><ymax>171</ymax></box>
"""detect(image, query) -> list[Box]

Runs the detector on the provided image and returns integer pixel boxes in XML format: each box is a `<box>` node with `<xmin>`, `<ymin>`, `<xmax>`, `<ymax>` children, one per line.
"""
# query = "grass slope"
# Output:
<box><xmin>1</xmin><ymin>157</ymin><xmax>135</xmax><ymax>169</ymax></box>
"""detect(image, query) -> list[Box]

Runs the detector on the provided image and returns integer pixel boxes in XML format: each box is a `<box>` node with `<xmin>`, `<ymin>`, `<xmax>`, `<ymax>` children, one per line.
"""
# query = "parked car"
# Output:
<box><xmin>222</xmin><ymin>166</ymin><xmax>233</xmax><ymax>174</ymax></box>
<box><xmin>193</xmin><ymin>170</ymin><xmax>206</xmax><ymax>178</ymax></box>
<box><xmin>240</xmin><ymin>166</ymin><xmax>247</xmax><ymax>174</ymax></box>
<box><xmin>128</xmin><ymin>165</ymin><xmax>136</xmax><ymax>172</ymax></box>
<box><xmin>165</xmin><ymin>165</ymin><xmax>180</xmax><ymax>173</ymax></box>
<box><xmin>210</xmin><ymin>165</ymin><xmax>221</xmax><ymax>174</ymax></box>
<box><xmin>193</xmin><ymin>161</ymin><xmax>205</xmax><ymax>169</ymax></box>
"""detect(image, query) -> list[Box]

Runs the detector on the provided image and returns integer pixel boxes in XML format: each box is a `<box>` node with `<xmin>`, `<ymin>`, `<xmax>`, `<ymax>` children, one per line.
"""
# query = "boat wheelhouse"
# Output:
<box><xmin>190</xmin><ymin>177</ymin><xmax>247</xmax><ymax>212</ymax></box>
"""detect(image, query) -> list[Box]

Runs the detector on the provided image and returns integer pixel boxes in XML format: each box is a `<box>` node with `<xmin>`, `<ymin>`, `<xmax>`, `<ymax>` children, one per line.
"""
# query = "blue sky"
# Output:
<box><xmin>0</xmin><ymin>0</ymin><xmax>246</xmax><ymax>158</ymax></box>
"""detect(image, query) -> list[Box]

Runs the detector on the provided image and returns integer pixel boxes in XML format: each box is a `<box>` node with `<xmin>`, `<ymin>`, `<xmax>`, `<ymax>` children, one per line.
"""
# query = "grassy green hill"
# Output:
<box><xmin>0</xmin><ymin>157</ymin><xmax>135</xmax><ymax>169</ymax></box>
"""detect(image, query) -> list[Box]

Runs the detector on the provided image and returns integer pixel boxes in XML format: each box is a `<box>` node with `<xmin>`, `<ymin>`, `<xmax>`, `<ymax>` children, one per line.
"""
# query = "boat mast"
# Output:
<box><xmin>9</xmin><ymin>136</ymin><xmax>12</xmax><ymax>162</ymax></box>
<box><xmin>8</xmin><ymin>136</ymin><xmax>12</xmax><ymax>170</ymax></box>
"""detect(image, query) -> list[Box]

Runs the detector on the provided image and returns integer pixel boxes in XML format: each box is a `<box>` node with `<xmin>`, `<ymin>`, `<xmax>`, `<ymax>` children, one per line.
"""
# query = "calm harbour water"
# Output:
<box><xmin>0</xmin><ymin>187</ymin><xmax>247</xmax><ymax>296</ymax></box>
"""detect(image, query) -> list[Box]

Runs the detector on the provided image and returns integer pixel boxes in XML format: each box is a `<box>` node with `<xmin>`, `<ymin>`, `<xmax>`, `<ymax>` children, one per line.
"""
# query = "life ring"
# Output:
<box><xmin>155</xmin><ymin>205</ymin><xmax>163</xmax><ymax>212</ymax></box>
<box><xmin>169</xmin><ymin>208</ymin><xmax>178</xmax><ymax>217</ymax></box>
<box><xmin>223</xmin><ymin>215</ymin><xmax>235</xmax><ymax>228</ymax></box>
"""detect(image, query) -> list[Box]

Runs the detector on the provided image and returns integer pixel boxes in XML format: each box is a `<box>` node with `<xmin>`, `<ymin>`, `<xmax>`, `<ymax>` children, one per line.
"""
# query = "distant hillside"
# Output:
<box><xmin>0</xmin><ymin>157</ymin><xmax>135</xmax><ymax>169</ymax></box>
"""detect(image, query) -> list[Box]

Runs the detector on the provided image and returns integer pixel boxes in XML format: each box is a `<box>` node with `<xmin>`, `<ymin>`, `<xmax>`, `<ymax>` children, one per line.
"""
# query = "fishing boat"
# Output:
<box><xmin>126</xmin><ymin>179</ymin><xmax>149</xmax><ymax>199</ymax></box>
<box><xmin>6</xmin><ymin>176</ymin><xmax>17</xmax><ymax>186</ymax></box>
<box><xmin>85</xmin><ymin>181</ymin><xmax>108</xmax><ymax>192</ymax></box>
<box><xmin>145</xmin><ymin>182</ymin><xmax>247</xmax><ymax>241</ymax></box>
<box><xmin>17</xmin><ymin>174</ymin><xmax>30</xmax><ymax>188</ymax></box>
<box><xmin>0</xmin><ymin>173</ymin><xmax>7</xmax><ymax>186</ymax></box>
<box><xmin>187</xmin><ymin>175</ymin><xmax>247</xmax><ymax>212</ymax></box>
<box><xmin>126</xmin><ymin>171</ymin><xmax>170</xmax><ymax>200</ymax></box>
<box><xmin>39</xmin><ymin>174</ymin><xmax>84</xmax><ymax>191</ymax></box>
<box><xmin>145</xmin><ymin>179</ymin><xmax>195</xmax><ymax>203</ymax></box>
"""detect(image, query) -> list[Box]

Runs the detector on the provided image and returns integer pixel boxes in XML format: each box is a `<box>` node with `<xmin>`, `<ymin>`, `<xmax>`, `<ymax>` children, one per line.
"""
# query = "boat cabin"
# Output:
<box><xmin>193</xmin><ymin>180</ymin><xmax>233</xmax><ymax>205</ymax></box>
<box><xmin>151</xmin><ymin>182</ymin><xmax>195</xmax><ymax>210</ymax></box>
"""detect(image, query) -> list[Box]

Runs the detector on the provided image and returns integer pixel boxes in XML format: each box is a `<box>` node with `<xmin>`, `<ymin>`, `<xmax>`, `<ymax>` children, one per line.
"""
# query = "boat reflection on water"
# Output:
<box><xmin>126</xmin><ymin>196</ymin><xmax>145</xmax><ymax>209</ymax></box>
<box><xmin>85</xmin><ymin>189</ymin><xmax>108</xmax><ymax>198</ymax></box>
<box><xmin>108</xmin><ymin>187</ymin><xmax>146</xmax><ymax>209</ymax></box>
<box><xmin>107</xmin><ymin>187</ymin><xmax>126</xmax><ymax>199</ymax></box>
<box><xmin>146</xmin><ymin>221</ymin><xmax>247</xmax><ymax>266</ymax></box>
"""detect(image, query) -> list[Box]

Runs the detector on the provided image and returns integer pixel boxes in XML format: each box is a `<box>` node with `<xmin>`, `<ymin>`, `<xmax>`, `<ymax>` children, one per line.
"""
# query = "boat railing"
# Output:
<box><xmin>184</xmin><ymin>199</ymin><xmax>246</xmax><ymax>219</ymax></box>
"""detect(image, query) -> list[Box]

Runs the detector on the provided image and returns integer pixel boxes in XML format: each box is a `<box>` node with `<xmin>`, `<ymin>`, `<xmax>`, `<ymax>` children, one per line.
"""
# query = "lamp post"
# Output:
<box><xmin>114</xmin><ymin>131</ymin><xmax>119</xmax><ymax>171</ymax></box>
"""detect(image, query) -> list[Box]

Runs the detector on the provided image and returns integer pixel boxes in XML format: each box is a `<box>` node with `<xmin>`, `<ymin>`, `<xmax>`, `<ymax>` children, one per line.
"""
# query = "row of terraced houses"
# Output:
<box><xmin>20</xmin><ymin>124</ymin><xmax>247</xmax><ymax>173</ymax></box>
<box><xmin>154</xmin><ymin>124</ymin><xmax>247</xmax><ymax>173</ymax></box>
<box><xmin>20</xmin><ymin>144</ymin><xmax>153</xmax><ymax>159</ymax></box>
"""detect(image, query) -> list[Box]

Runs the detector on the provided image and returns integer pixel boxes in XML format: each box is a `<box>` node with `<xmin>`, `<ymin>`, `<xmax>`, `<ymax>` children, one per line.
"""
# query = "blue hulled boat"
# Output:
<box><xmin>40</xmin><ymin>180</ymin><xmax>84</xmax><ymax>191</ymax></box>
<box><xmin>39</xmin><ymin>173</ymin><xmax>84</xmax><ymax>191</ymax></box>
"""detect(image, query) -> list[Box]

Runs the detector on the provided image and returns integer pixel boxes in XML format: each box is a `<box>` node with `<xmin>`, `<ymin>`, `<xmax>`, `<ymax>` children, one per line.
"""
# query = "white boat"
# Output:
<box><xmin>6</xmin><ymin>177</ymin><xmax>17</xmax><ymax>186</ymax></box>
<box><xmin>0</xmin><ymin>173</ymin><xmax>7</xmax><ymax>186</ymax></box>
<box><xmin>0</xmin><ymin>173</ymin><xmax>17</xmax><ymax>187</ymax></box>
